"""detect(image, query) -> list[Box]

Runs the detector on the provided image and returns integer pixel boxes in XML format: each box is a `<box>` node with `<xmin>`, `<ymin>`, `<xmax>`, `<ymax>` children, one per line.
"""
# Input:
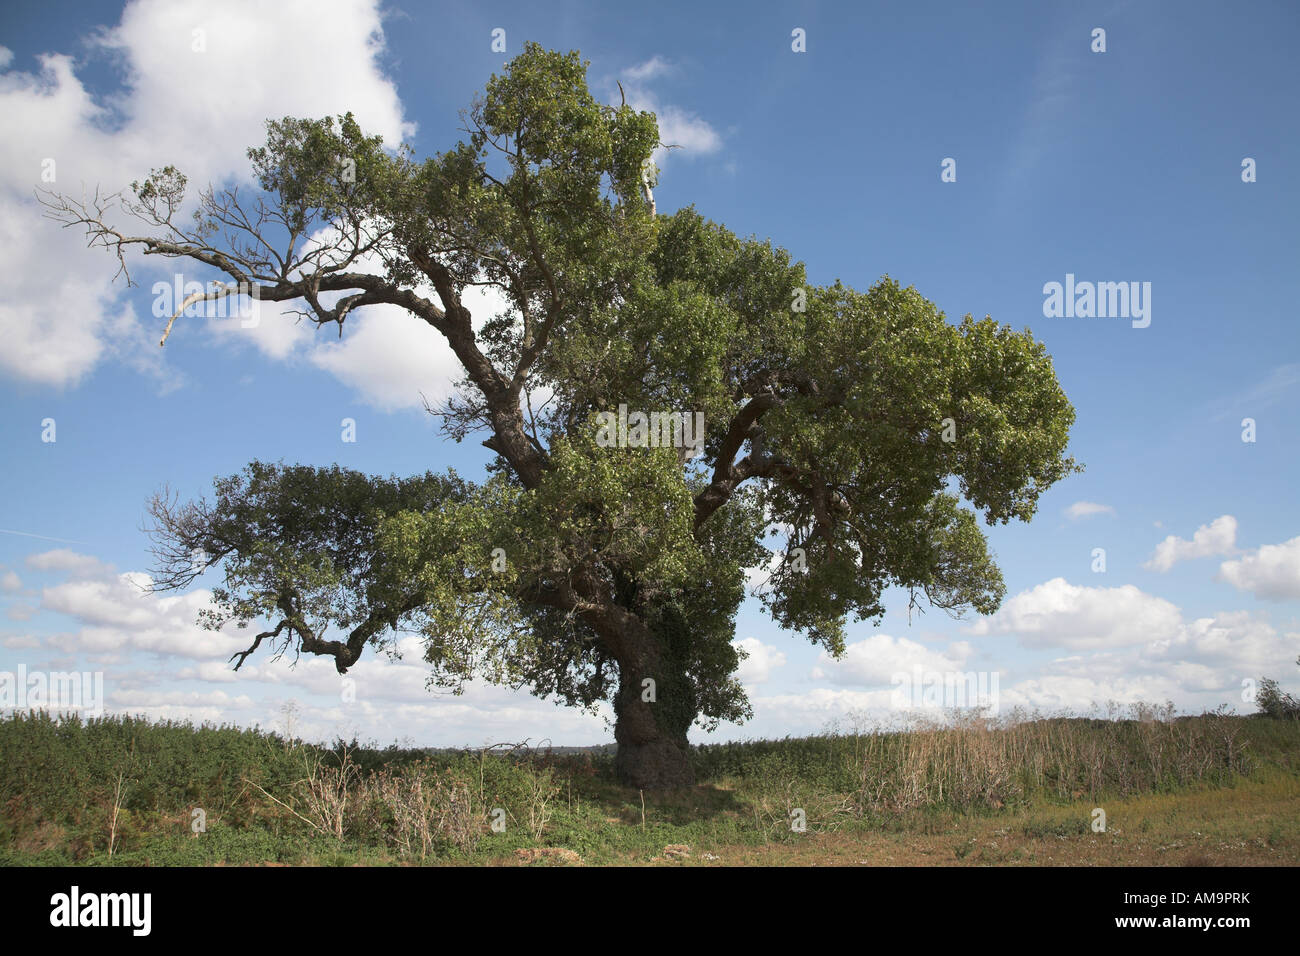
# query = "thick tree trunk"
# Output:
<box><xmin>612</xmin><ymin>637</ymin><xmax>696</xmax><ymax>790</ymax></box>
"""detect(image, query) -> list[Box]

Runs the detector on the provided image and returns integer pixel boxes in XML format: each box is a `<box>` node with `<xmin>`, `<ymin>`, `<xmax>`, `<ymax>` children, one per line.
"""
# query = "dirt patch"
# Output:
<box><xmin>514</xmin><ymin>847</ymin><xmax>583</xmax><ymax>865</ymax></box>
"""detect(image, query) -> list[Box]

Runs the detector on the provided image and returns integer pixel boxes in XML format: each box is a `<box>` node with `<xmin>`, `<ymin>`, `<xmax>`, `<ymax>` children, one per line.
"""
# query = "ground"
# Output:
<box><xmin>489</xmin><ymin>773</ymin><xmax>1300</xmax><ymax>866</ymax></box>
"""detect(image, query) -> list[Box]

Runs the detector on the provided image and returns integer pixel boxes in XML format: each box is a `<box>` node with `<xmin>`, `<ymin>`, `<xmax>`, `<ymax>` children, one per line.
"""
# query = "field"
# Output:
<box><xmin>2</xmin><ymin>708</ymin><xmax>1297</xmax><ymax>867</ymax></box>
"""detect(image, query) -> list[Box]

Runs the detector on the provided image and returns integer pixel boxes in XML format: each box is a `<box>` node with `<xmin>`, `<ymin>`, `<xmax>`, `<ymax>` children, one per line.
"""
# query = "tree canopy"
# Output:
<box><xmin>45</xmin><ymin>43</ymin><xmax>1079</xmax><ymax>788</ymax></box>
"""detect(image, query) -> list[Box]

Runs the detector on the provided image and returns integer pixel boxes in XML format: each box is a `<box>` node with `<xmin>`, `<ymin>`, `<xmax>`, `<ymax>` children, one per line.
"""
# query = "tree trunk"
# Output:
<box><xmin>612</xmin><ymin>633</ymin><xmax>696</xmax><ymax>790</ymax></box>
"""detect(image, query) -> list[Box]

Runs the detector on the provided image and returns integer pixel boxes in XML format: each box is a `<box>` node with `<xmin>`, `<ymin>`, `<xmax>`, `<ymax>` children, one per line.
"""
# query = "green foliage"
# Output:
<box><xmin>117</xmin><ymin>44</ymin><xmax>1082</xmax><ymax>762</ymax></box>
<box><xmin>1255</xmin><ymin>677</ymin><xmax>1300</xmax><ymax>719</ymax></box>
<box><xmin>3</xmin><ymin>710</ymin><xmax>1292</xmax><ymax>865</ymax></box>
<box><xmin>246</xmin><ymin>112</ymin><xmax>401</xmax><ymax>237</ymax></box>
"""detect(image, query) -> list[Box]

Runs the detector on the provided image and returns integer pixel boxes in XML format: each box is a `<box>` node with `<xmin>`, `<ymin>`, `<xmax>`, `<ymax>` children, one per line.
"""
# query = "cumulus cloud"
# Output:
<box><xmin>6</xmin><ymin>547</ymin><xmax>614</xmax><ymax>747</ymax></box>
<box><xmin>200</xmin><ymin>225</ymin><xmax>516</xmax><ymax>411</ymax></box>
<box><xmin>735</xmin><ymin>604</ymin><xmax>1296</xmax><ymax>731</ymax></box>
<box><xmin>0</xmin><ymin>0</ymin><xmax>410</xmax><ymax>389</ymax></box>
<box><xmin>743</xmin><ymin>549</ymin><xmax>783</xmax><ymax>595</ymax></box>
<box><xmin>1144</xmin><ymin>515</ymin><xmax>1238</xmax><ymax>572</ymax></box>
<box><xmin>735</xmin><ymin>687</ymin><xmax>902</xmax><ymax>731</ymax></box>
<box><xmin>303</xmin><ymin>281</ymin><xmax>513</xmax><ymax>411</ymax></box>
<box><xmin>995</xmin><ymin>674</ymin><xmax>1187</xmax><ymax>713</ymax></box>
<box><xmin>812</xmin><ymin>633</ymin><xmax>972</xmax><ymax>686</ymax></box>
<box><xmin>8</xmin><ymin>539</ymin><xmax>1296</xmax><ymax>743</ymax></box>
<box><xmin>1219</xmin><ymin>536</ymin><xmax>1300</xmax><ymax>600</ymax></box>
<box><xmin>968</xmin><ymin>577</ymin><xmax>1183</xmax><ymax>650</ymax></box>
<box><xmin>958</xmin><ymin>576</ymin><xmax>1298</xmax><ymax>713</ymax></box>
<box><xmin>1065</xmin><ymin>501</ymin><xmax>1114</xmax><ymax>519</ymax></box>
<box><xmin>111</xmin><ymin>646</ymin><xmax>613</xmax><ymax>747</ymax></box>
<box><xmin>41</xmin><ymin>570</ymin><xmax>252</xmax><ymax>660</ymax></box>
<box><xmin>1146</xmin><ymin>610</ymin><xmax>1296</xmax><ymax>674</ymax></box>
<box><xmin>733</xmin><ymin>637</ymin><xmax>786</xmax><ymax>684</ymax></box>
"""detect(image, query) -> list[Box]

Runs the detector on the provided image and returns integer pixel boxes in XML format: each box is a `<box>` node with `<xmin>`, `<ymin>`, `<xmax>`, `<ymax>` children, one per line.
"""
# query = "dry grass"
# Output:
<box><xmin>634</xmin><ymin>772</ymin><xmax>1300</xmax><ymax>867</ymax></box>
<box><xmin>842</xmin><ymin>705</ymin><xmax>1252</xmax><ymax>813</ymax></box>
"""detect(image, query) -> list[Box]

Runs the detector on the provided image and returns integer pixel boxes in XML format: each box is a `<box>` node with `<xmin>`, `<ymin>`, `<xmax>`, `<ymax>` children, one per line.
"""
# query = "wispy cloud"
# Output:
<box><xmin>620</xmin><ymin>55</ymin><xmax>671</xmax><ymax>83</ymax></box>
<box><xmin>994</xmin><ymin>19</ymin><xmax>1085</xmax><ymax>205</ymax></box>
<box><xmin>1065</xmin><ymin>501</ymin><xmax>1115</xmax><ymax>520</ymax></box>
<box><xmin>613</xmin><ymin>57</ymin><xmax>722</xmax><ymax>164</ymax></box>
<box><xmin>1209</xmin><ymin>363</ymin><xmax>1300</xmax><ymax>423</ymax></box>
<box><xmin>0</xmin><ymin>528</ymin><xmax>84</xmax><ymax>544</ymax></box>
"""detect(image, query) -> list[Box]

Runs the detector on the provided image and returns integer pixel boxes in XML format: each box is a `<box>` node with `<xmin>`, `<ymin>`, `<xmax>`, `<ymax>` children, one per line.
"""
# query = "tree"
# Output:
<box><xmin>1254</xmin><ymin>668</ymin><xmax>1300</xmax><ymax>720</ymax></box>
<box><xmin>42</xmin><ymin>44</ymin><xmax>1080</xmax><ymax>789</ymax></box>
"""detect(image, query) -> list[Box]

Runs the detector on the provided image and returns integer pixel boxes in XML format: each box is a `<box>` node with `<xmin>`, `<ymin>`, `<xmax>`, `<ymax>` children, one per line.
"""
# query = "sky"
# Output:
<box><xmin>0</xmin><ymin>0</ymin><xmax>1297</xmax><ymax>749</ymax></box>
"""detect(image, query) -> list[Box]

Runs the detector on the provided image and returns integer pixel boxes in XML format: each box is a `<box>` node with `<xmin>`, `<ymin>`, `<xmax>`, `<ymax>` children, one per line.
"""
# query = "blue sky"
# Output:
<box><xmin>1</xmin><ymin>0</ymin><xmax>1297</xmax><ymax>747</ymax></box>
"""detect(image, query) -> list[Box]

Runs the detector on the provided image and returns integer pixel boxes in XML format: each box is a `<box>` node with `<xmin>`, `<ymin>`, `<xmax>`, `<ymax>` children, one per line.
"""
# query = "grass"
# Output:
<box><xmin>1</xmin><ymin>707</ymin><xmax>1297</xmax><ymax>866</ymax></box>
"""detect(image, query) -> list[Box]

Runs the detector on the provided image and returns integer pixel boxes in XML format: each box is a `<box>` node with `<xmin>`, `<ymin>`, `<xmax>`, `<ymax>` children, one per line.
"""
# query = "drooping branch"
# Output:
<box><xmin>231</xmin><ymin>619</ymin><xmax>289</xmax><ymax>671</ymax></box>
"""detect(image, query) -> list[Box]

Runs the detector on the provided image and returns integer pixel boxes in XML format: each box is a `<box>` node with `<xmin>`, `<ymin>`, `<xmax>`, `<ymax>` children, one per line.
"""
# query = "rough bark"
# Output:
<box><xmin>610</xmin><ymin>608</ymin><xmax>697</xmax><ymax>790</ymax></box>
<box><xmin>612</xmin><ymin>659</ymin><xmax>695</xmax><ymax>790</ymax></box>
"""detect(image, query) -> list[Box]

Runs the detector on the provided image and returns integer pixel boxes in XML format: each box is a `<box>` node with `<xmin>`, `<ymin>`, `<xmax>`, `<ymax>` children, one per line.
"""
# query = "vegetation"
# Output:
<box><xmin>1254</xmin><ymin>658</ymin><xmax>1300</xmax><ymax>720</ymax></box>
<box><xmin>3</xmin><ymin>706</ymin><xmax>1296</xmax><ymax>866</ymax></box>
<box><xmin>43</xmin><ymin>42</ymin><xmax>1079</xmax><ymax>789</ymax></box>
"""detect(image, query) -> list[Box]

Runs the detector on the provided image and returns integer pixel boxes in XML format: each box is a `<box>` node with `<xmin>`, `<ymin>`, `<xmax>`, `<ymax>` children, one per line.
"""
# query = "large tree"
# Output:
<box><xmin>43</xmin><ymin>44</ymin><xmax>1078</xmax><ymax>789</ymax></box>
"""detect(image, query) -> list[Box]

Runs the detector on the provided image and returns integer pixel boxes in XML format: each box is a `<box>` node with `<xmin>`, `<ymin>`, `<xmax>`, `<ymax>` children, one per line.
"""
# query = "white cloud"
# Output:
<box><xmin>963</xmin><ymin>575</ymin><xmax>1298</xmax><ymax>705</ymax></box>
<box><xmin>1149</xmin><ymin>610</ymin><xmax>1295</xmax><ymax>673</ymax></box>
<box><xmin>307</xmin><ymin>310</ymin><xmax>460</xmax><ymax>411</ymax></box>
<box><xmin>0</xmin><ymin>0</ymin><xmax>410</xmax><ymax>389</ymax></box>
<box><xmin>0</xmin><ymin>570</ymin><xmax>20</xmax><ymax>592</ymax></box>
<box><xmin>812</xmin><ymin>633</ymin><xmax>971</xmax><ymax>686</ymax></box>
<box><xmin>996</xmin><ymin>674</ymin><xmax>1186</xmax><ymax>713</ymax></box>
<box><xmin>25</xmin><ymin>549</ymin><xmax>115</xmax><ymax>578</ymax></box>
<box><xmin>6</xmin><ymin>604</ymin><xmax>37</xmax><ymax>622</ymax></box>
<box><xmin>1144</xmin><ymin>515</ymin><xmax>1238</xmax><ymax>572</ymax></box>
<box><xmin>1219</xmin><ymin>536</ymin><xmax>1300</xmax><ymax>600</ymax></box>
<box><xmin>6</xmin><ymin>546</ymin><xmax>615</xmax><ymax>747</ymax></box>
<box><xmin>743</xmin><ymin>548</ymin><xmax>782</xmax><ymax>595</ymax></box>
<box><xmin>305</xmin><ymin>282</ymin><xmax>512</xmax><ymax>411</ymax></box>
<box><xmin>646</xmin><ymin>104</ymin><xmax>722</xmax><ymax>160</ymax></box>
<box><xmin>734</xmin><ymin>687</ymin><xmax>902</xmax><ymax>731</ymax></box>
<box><xmin>1065</xmin><ymin>500</ymin><xmax>1114</xmax><ymax>519</ymax></box>
<box><xmin>40</xmin><ymin>570</ymin><xmax>252</xmax><ymax>660</ymax></box>
<box><xmin>9</xmin><ymin>541</ymin><xmax>1298</xmax><ymax>744</ymax></box>
<box><xmin>732</xmin><ymin>605</ymin><xmax>1298</xmax><ymax>730</ymax></box>
<box><xmin>612</xmin><ymin>58</ymin><xmax>722</xmax><ymax>165</ymax></box>
<box><xmin>105</xmin><ymin>646</ymin><xmax>614</xmax><ymax>748</ymax></box>
<box><xmin>969</xmin><ymin>577</ymin><xmax>1183</xmax><ymax>650</ymax></box>
<box><xmin>111</xmin><ymin>687</ymin><xmax>259</xmax><ymax>713</ymax></box>
<box><xmin>204</xmin><ymin>229</ymin><xmax>514</xmax><ymax>411</ymax></box>
<box><xmin>733</xmin><ymin>637</ymin><xmax>786</xmax><ymax>684</ymax></box>
<box><xmin>620</xmin><ymin>56</ymin><xmax>672</xmax><ymax>83</ymax></box>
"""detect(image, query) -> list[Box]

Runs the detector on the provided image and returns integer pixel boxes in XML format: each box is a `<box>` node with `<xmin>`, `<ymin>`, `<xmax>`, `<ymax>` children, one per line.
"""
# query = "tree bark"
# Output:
<box><xmin>611</xmin><ymin>617</ymin><xmax>696</xmax><ymax>790</ymax></box>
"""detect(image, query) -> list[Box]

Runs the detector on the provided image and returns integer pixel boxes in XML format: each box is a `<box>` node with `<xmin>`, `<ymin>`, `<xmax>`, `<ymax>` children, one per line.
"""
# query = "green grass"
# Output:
<box><xmin>1</xmin><ymin>709</ymin><xmax>1296</xmax><ymax>866</ymax></box>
